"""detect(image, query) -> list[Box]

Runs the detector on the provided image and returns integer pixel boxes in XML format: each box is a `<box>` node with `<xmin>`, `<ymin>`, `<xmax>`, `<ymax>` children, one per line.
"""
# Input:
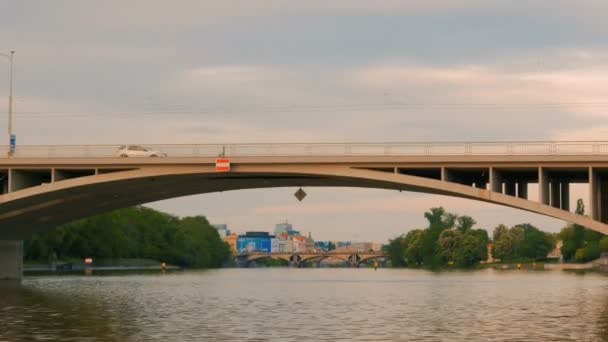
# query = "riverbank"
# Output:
<box><xmin>24</xmin><ymin>258</ymin><xmax>179</xmax><ymax>272</ymax></box>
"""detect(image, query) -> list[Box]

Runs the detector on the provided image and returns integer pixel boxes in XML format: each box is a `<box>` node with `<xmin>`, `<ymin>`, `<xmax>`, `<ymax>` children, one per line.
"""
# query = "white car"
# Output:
<box><xmin>116</xmin><ymin>145</ymin><xmax>167</xmax><ymax>158</ymax></box>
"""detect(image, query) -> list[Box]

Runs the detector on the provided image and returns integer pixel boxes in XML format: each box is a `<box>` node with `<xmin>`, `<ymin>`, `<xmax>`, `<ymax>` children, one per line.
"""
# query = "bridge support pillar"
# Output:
<box><xmin>0</xmin><ymin>241</ymin><xmax>22</xmax><ymax>281</ymax></box>
<box><xmin>539</xmin><ymin>167</ymin><xmax>550</xmax><ymax>205</ymax></box>
<box><xmin>490</xmin><ymin>168</ymin><xmax>503</xmax><ymax>193</ymax></box>
<box><xmin>589</xmin><ymin>168</ymin><xmax>608</xmax><ymax>222</ymax></box>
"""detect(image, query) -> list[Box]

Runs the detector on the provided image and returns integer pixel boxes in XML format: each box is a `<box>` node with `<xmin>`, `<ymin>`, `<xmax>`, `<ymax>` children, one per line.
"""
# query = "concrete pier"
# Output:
<box><xmin>0</xmin><ymin>240</ymin><xmax>22</xmax><ymax>281</ymax></box>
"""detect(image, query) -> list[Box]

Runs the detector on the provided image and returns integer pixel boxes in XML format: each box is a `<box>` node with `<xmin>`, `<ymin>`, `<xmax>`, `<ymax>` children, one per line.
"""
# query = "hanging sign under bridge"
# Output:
<box><xmin>294</xmin><ymin>188</ymin><xmax>307</xmax><ymax>201</ymax></box>
<box><xmin>215</xmin><ymin>158</ymin><xmax>231</xmax><ymax>172</ymax></box>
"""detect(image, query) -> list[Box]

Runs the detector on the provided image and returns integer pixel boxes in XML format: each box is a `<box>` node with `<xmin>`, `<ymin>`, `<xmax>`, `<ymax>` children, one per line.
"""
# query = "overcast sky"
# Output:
<box><xmin>1</xmin><ymin>1</ymin><xmax>608</xmax><ymax>242</ymax></box>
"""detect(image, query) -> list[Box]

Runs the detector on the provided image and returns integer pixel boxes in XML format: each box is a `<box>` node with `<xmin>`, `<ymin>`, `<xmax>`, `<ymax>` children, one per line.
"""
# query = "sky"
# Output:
<box><xmin>1</xmin><ymin>1</ymin><xmax>608</xmax><ymax>242</ymax></box>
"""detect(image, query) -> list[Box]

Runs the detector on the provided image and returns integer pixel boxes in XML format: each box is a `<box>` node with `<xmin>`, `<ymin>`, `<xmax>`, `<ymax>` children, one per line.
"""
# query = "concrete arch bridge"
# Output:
<box><xmin>2</xmin><ymin>141</ymin><xmax>608</xmax><ymax>280</ymax></box>
<box><xmin>237</xmin><ymin>251</ymin><xmax>387</xmax><ymax>268</ymax></box>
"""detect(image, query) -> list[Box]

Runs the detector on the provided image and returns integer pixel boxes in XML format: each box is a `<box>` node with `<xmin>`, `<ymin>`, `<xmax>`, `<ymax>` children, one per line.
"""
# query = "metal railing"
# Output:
<box><xmin>0</xmin><ymin>141</ymin><xmax>607</xmax><ymax>158</ymax></box>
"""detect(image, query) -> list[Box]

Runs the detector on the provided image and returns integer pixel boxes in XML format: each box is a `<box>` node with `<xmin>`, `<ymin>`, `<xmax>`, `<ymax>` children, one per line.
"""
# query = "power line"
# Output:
<box><xmin>8</xmin><ymin>101</ymin><xmax>608</xmax><ymax>119</ymax></box>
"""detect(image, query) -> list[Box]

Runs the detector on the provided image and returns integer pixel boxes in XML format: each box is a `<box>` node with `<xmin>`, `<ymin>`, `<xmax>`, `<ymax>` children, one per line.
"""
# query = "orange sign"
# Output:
<box><xmin>215</xmin><ymin>158</ymin><xmax>231</xmax><ymax>172</ymax></box>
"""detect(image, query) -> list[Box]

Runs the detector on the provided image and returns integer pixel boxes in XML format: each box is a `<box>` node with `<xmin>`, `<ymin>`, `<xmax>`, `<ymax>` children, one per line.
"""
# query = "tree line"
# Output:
<box><xmin>558</xmin><ymin>199</ymin><xmax>608</xmax><ymax>262</ymax></box>
<box><xmin>24</xmin><ymin>206</ymin><xmax>232</xmax><ymax>268</ymax></box>
<box><xmin>385</xmin><ymin>207</ymin><xmax>557</xmax><ymax>268</ymax></box>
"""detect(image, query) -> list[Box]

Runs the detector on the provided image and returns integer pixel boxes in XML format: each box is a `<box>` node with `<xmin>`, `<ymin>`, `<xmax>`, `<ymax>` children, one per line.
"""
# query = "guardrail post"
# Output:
<box><xmin>465</xmin><ymin>143</ymin><xmax>471</xmax><ymax>156</ymax></box>
<box><xmin>507</xmin><ymin>143</ymin><xmax>514</xmax><ymax>155</ymax></box>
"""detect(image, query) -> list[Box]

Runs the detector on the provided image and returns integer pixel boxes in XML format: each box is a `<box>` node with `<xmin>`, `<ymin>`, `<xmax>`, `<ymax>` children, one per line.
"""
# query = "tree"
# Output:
<box><xmin>599</xmin><ymin>236</ymin><xmax>608</xmax><ymax>253</ymax></box>
<box><xmin>559</xmin><ymin>199</ymin><xmax>605</xmax><ymax>262</ymax></box>
<box><xmin>421</xmin><ymin>207</ymin><xmax>457</xmax><ymax>267</ymax></box>
<box><xmin>424</xmin><ymin>207</ymin><xmax>456</xmax><ymax>231</ymax></box>
<box><xmin>492</xmin><ymin>224</ymin><xmax>554</xmax><ymax>261</ymax></box>
<box><xmin>327</xmin><ymin>241</ymin><xmax>336</xmax><ymax>251</ymax></box>
<box><xmin>24</xmin><ymin>206</ymin><xmax>231</xmax><ymax>269</ymax></box>
<box><xmin>453</xmin><ymin>233</ymin><xmax>482</xmax><ymax>267</ymax></box>
<box><xmin>456</xmin><ymin>216</ymin><xmax>477</xmax><ymax>233</ymax></box>
<box><xmin>386</xmin><ymin>235</ymin><xmax>407</xmax><ymax>267</ymax></box>
<box><xmin>438</xmin><ymin>229</ymin><xmax>462</xmax><ymax>262</ymax></box>
<box><xmin>404</xmin><ymin>229</ymin><xmax>424</xmax><ymax>266</ymax></box>
<box><xmin>492</xmin><ymin>225</ymin><xmax>517</xmax><ymax>261</ymax></box>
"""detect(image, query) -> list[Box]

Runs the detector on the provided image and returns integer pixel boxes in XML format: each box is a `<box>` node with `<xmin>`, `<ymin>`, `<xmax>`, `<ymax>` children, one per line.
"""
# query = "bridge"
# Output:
<box><xmin>3</xmin><ymin>141</ymin><xmax>608</xmax><ymax>279</ymax></box>
<box><xmin>236</xmin><ymin>251</ymin><xmax>387</xmax><ymax>268</ymax></box>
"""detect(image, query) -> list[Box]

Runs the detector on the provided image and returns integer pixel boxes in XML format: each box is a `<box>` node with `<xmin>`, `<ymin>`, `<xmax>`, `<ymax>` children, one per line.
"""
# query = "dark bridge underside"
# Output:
<box><xmin>1</xmin><ymin>166</ymin><xmax>607</xmax><ymax>239</ymax></box>
<box><xmin>0</xmin><ymin>172</ymin><xmax>447</xmax><ymax>240</ymax></box>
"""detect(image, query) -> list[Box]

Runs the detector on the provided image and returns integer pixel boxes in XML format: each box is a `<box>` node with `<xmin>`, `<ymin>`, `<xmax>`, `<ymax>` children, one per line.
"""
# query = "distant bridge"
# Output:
<box><xmin>3</xmin><ymin>140</ymin><xmax>608</xmax><ymax>280</ymax></box>
<box><xmin>236</xmin><ymin>251</ymin><xmax>387</xmax><ymax>267</ymax></box>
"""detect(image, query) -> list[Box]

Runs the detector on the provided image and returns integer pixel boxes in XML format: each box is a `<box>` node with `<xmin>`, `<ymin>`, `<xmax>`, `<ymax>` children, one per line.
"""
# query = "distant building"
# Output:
<box><xmin>315</xmin><ymin>241</ymin><xmax>329</xmax><ymax>251</ymax></box>
<box><xmin>272</xmin><ymin>237</ymin><xmax>293</xmax><ymax>253</ymax></box>
<box><xmin>350</xmin><ymin>242</ymin><xmax>382</xmax><ymax>252</ymax></box>
<box><xmin>237</xmin><ymin>231</ymin><xmax>274</xmax><ymax>253</ymax></box>
<box><xmin>305</xmin><ymin>232</ymin><xmax>315</xmax><ymax>252</ymax></box>
<box><xmin>212</xmin><ymin>224</ymin><xmax>230</xmax><ymax>239</ymax></box>
<box><xmin>274</xmin><ymin>222</ymin><xmax>300</xmax><ymax>237</ymax></box>
<box><xmin>292</xmin><ymin>235</ymin><xmax>308</xmax><ymax>253</ymax></box>
<box><xmin>224</xmin><ymin>233</ymin><xmax>238</xmax><ymax>254</ymax></box>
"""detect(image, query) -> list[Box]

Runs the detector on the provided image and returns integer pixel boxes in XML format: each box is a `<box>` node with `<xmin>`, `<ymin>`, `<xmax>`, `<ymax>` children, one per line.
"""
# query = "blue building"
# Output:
<box><xmin>237</xmin><ymin>231</ymin><xmax>274</xmax><ymax>253</ymax></box>
<box><xmin>314</xmin><ymin>241</ymin><xmax>330</xmax><ymax>251</ymax></box>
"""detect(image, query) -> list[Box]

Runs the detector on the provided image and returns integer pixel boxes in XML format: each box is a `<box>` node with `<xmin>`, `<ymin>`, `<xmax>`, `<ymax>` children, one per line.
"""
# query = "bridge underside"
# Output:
<box><xmin>2</xmin><ymin>164</ymin><xmax>608</xmax><ymax>239</ymax></box>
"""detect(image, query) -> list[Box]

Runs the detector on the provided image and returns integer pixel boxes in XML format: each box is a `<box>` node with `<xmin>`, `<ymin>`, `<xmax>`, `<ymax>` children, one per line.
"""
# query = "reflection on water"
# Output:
<box><xmin>1</xmin><ymin>269</ymin><xmax>608</xmax><ymax>341</ymax></box>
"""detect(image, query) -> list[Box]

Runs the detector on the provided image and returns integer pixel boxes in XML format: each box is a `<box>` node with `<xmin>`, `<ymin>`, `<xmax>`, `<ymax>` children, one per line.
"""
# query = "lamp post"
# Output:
<box><xmin>0</xmin><ymin>51</ymin><xmax>14</xmax><ymax>157</ymax></box>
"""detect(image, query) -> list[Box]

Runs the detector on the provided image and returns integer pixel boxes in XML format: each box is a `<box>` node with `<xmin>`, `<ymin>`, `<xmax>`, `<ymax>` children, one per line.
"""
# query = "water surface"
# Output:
<box><xmin>1</xmin><ymin>268</ymin><xmax>608</xmax><ymax>341</ymax></box>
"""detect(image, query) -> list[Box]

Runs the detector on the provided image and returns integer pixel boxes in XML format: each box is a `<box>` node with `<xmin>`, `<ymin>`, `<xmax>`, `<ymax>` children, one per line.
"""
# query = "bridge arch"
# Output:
<box><xmin>243</xmin><ymin>254</ymin><xmax>292</xmax><ymax>266</ymax></box>
<box><xmin>1</xmin><ymin>163</ymin><xmax>608</xmax><ymax>239</ymax></box>
<box><xmin>356</xmin><ymin>255</ymin><xmax>386</xmax><ymax>267</ymax></box>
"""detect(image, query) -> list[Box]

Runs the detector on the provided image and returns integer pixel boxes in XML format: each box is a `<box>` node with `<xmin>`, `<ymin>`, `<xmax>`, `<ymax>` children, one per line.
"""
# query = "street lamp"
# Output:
<box><xmin>0</xmin><ymin>51</ymin><xmax>14</xmax><ymax>157</ymax></box>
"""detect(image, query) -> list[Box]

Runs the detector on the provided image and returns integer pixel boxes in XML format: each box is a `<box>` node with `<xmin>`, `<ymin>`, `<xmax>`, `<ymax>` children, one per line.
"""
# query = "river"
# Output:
<box><xmin>1</xmin><ymin>268</ymin><xmax>608</xmax><ymax>341</ymax></box>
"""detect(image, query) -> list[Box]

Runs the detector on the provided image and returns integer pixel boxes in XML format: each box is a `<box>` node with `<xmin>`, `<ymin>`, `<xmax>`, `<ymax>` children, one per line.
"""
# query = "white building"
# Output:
<box><xmin>272</xmin><ymin>237</ymin><xmax>293</xmax><ymax>253</ymax></box>
<box><xmin>212</xmin><ymin>224</ymin><xmax>230</xmax><ymax>239</ymax></box>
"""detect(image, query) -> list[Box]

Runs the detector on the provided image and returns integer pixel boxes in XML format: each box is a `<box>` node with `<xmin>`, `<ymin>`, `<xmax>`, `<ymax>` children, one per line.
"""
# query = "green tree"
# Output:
<box><xmin>386</xmin><ymin>235</ymin><xmax>408</xmax><ymax>267</ymax></box>
<box><xmin>421</xmin><ymin>207</ymin><xmax>456</xmax><ymax>266</ymax></box>
<box><xmin>559</xmin><ymin>199</ymin><xmax>604</xmax><ymax>262</ymax></box>
<box><xmin>491</xmin><ymin>225</ymin><xmax>518</xmax><ymax>261</ymax></box>
<box><xmin>24</xmin><ymin>206</ymin><xmax>231</xmax><ymax>269</ymax></box>
<box><xmin>327</xmin><ymin>241</ymin><xmax>336</xmax><ymax>251</ymax></box>
<box><xmin>404</xmin><ymin>229</ymin><xmax>424</xmax><ymax>266</ymax></box>
<box><xmin>599</xmin><ymin>236</ymin><xmax>608</xmax><ymax>253</ymax></box>
<box><xmin>438</xmin><ymin>229</ymin><xmax>462</xmax><ymax>262</ymax></box>
<box><xmin>492</xmin><ymin>224</ymin><xmax>554</xmax><ymax>261</ymax></box>
<box><xmin>456</xmin><ymin>216</ymin><xmax>477</xmax><ymax>233</ymax></box>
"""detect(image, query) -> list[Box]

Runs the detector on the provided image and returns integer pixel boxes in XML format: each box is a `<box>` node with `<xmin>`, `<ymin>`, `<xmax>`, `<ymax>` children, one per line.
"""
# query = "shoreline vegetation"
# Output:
<box><xmin>24</xmin><ymin>206</ymin><xmax>232</xmax><ymax>270</ymax></box>
<box><xmin>385</xmin><ymin>200</ymin><xmax>608</xmax><ymax>270</ymax></box>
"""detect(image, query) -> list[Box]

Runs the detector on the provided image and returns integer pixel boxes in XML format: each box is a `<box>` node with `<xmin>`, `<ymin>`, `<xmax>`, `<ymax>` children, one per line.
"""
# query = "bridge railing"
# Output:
<box><xmin>1</xmin><ymin>141</ymin><xmax>608</xmax><ymax>158</ymax></box>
